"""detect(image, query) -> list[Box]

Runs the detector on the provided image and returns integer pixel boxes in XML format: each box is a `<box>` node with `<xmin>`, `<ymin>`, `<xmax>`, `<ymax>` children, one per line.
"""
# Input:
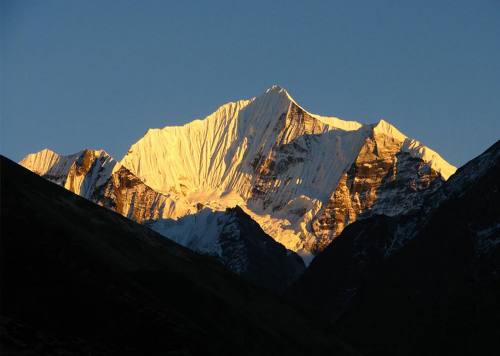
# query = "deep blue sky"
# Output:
<box><xmin>1</xmin><ymin>0</ymin><xmax>499</xmax><ymax>166</ymax></box>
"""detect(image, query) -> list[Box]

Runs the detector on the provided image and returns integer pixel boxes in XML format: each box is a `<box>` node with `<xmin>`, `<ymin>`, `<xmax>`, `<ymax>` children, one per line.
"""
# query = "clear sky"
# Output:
<box><xmin>1</xmin><ymin>0</ymin><xmax>499</xmax><ymax>167</ymax></box>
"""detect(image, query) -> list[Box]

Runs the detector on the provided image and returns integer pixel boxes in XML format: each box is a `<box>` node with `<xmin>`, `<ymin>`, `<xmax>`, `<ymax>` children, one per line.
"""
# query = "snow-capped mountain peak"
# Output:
<box><xmin>265</xmin><ymin>84</ymin><xmax>287</xmax><ymax>93</ymax></box>
<box><xmin>118</xmin><ymin>87</ymin><xmax>456</xmax><ymax>261</ymax></box>
<box><xmin>21</xmin><ymin>86</ymin><xmax>457</xmax><ymax>263</ymax></box>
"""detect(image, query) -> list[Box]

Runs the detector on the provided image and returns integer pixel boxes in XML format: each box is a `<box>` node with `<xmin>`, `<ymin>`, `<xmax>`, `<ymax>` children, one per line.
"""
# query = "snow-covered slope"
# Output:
<box><xmin>20</xmin><ymin>85</ymin><xmax>456</xmax><ymax>263</ymax></box>
<box><xmin>120</xmin><ymin>85</ymin><xmax>456</xmax><ymax>262</ymax></box>
<box><xmin>148</xmin><ymin>206</ymin><xmax>305</xmax><ymax>291</ymax></box>
<box><xmin>121</xmin><ymin>86</ymin><xmax>369</xmax><ymax>200</ymax></box>
<box><xmin>20</xmin><ymin>149</ymin><xmax>117</xmax><ymax>197</ymax></box>
<box><xmin>19</xmin><ymin>148</ymin><xmax>194</xmax><ymax>222</ymax></box>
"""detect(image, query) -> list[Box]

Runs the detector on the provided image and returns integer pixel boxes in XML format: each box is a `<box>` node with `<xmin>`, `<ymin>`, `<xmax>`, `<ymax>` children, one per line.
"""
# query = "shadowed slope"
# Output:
<box><xmin>288</xmin><ymin>141</ymin><xmax>500</xmax><ymax>355</ymax></box>
<box><xmin>149</xmin><ymin>206</ymin><xmax>305</xmax><ymax>293</ymax></box>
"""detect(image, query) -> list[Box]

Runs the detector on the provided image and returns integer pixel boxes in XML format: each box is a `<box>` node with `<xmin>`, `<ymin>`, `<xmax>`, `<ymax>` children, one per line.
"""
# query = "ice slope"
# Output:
<box><xmin>20</xmin><ymin>149</ymin><xmax>83</xmax><ymax>185</ymax></box>
<box><xmin>121</xmin><ymin>85</ymin><xmax>456</xmax><ymax>261</ymax></box>
<box><xmin>121</xmin><ymin>86</ymin><xmax>369</xmax><ymax>199</ymax></box>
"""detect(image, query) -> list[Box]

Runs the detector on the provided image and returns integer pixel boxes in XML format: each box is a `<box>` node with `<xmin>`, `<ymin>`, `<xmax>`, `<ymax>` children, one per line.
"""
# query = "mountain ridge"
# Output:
<box><xmin>119</xmin><ymin>86</ymin><xmax>456</xmax><ymax>260</ymax></box>
<box><xmin>20</xmin><ymin>86</ymin><xmax>456</xmax><ymax>263</ymax></box>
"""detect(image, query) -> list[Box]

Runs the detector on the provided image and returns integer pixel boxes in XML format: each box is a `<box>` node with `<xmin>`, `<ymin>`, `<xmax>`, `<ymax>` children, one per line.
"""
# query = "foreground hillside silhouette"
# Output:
<box><xmin>2</xmin><ymin>140</ymin><xmax>499</xmax><ymax>355</ymax></box>
<box><xmin>0</xmin><ymin>156</ymin><xmax>351</xmax><ymax>356</ymax></box>
<box><xmin>289</xmin><ymin>141</ymin><xmax>500</xmax><ymax>355</ymax></box>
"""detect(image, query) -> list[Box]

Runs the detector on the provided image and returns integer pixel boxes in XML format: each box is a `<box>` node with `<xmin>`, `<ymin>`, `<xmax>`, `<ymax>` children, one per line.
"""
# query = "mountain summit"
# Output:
<box><xmin>119</xmin><ymin>86</ymin><xmax>455</xmax><ymax>261</ymax></box>
<box><xmin>21</xmin><ymin>86</ymin><xmax>456</xmax><ymax>263</ymax></box>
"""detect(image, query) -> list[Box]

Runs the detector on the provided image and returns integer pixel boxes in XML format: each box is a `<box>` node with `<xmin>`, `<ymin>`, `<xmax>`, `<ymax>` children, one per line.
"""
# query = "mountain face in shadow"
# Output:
<box><xmin>0</xmin><ymin>156</ymin><xmax>352</xmax><ymax>356</ymax></box>
<box><xmin>148</xmin><ymin>206</ymin><xmax>305</xmax><ymax>293</ymax></box>
<box><xmin>288</xmin><ymin>141</ymin><xmax>500</xmax><ymax>355</ymax></box>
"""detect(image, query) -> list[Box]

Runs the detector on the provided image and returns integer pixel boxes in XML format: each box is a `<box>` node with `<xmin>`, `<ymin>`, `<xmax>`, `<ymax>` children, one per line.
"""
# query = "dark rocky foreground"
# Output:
<box><xmin>0</xmin><ymin>156</ymin><xmax>352</xmax><ymax>356</ymax></box>
<box><xmin>288</xmin><ymin>141</ymin><xmax>500</xmax><ymax>355</ymax></box>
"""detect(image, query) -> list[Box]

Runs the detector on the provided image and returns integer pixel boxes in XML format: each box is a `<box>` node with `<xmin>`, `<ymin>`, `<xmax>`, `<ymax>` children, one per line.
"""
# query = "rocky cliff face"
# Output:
<box><xmin>20</xmin><ymin>148</ymin><xmax>195</xmax><ymax>223</ymax></box>
<box><xmin>93</xmin><ymin>165</ymin><xmax>193</xmax><ymax>223</ymax></box>
<box><xmin>20</xmin><ymin>86</ymin><xmax>456</xmax><ymax>263</ymax></box>
<box><xmin>310</xmin><ymin>126</ymin><xmax>445</xmax><ymax>253</ymax></box>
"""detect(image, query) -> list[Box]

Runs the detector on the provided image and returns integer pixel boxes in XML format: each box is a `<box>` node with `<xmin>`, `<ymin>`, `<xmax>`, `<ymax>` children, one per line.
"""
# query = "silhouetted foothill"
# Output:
<box><xmin>0</xmin><ymin>156</ymin><xmax>352</xmax><ymax>356</ymax></box>
<box><xmin>288</xmin><ymin>140</ymin><xmax>500</xmax><ymax>356</ymax></box>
